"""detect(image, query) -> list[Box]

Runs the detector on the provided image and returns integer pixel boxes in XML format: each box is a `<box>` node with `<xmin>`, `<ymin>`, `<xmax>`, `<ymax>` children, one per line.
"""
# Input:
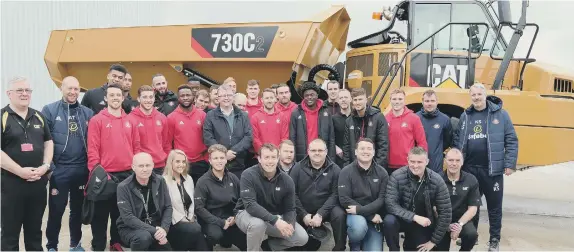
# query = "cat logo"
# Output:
<box><xmin>401</xmin><ymin>122</ymin><xmax>408</xmax><ymax>128</ymax></box>
<box><xmin>349</xmin><ymin>125</ymin><xmax>355</xmax><ymax>130</ymax></box>
<box><xmin>55</xmin><ymin>116</ymin><xmax>62</xmax><ymax>121</ymax></box>
<box><xmin>433</xmin><ymin>123</ymin><xmax>440</xmax><ymax>129</ymax></box>
<box><xmin>34</xmin><ymin>125</ymin><xmax>40</xmax><ymax>129</ymax></box>
<box><xmin>125</xmin><ymin>122</ymin><xmax>131</xmax><ymax>128</ymax></box>
<box><xmin>229</xmin><ymin>183</ymin><xmax>233</xmax><ymax>186</ymax></box>
<box><xmin>373</xmin><ymin>179</ymin><xmax>379</xmax><ymax>182</ymax></box>
<box><xmin>462</xmin><ymin>187</ymin><xmax>469</xmax><ymax>190</ymax></box>
<box><xmin>275</xmin><ymin>187</ymin><xmax>281</xmax><ymax>191</ymax></box>
<box><xmin>156</xmin><ymin>120</ymin><xmax>162</xmax><ymax>126</ymax></box>
<box><xmin>323</xmin><ymin>172</ymin><xmax>328</xmax><ymax>176</ymax></box>
<box><xmin>493</xmin><ymin>119</ymin><xmax>500</xmax><ymax>125</ymax></box>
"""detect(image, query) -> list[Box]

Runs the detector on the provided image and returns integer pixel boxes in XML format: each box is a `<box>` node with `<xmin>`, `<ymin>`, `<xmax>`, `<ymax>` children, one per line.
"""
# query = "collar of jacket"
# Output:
<box><xmin>299</xmin><ymin>155</ymin><xmax>334</xmax><ymax>174</ymax></box>
<box><xmin>128</xmin><ymin>173</ymin><xmax>161</xmax><ymax>201</ymax></box>
<box><xmin>464</xmin><ymin>95</ymin><xmax>503</xmax><ymax>114</ymax></box>
<box><xmin>351</xmin><ymin>106</ymin><xmax>380</xmax><ymax>118</ymax></box>
<box><xmin>256</xmin><ymin>164</ymin><xmax>282</xmax><ymax>181</ymax></box>
<box><xmin>155</xmin><ymin>90</ymin><xmax>177</xmax><ymax>101</ymax></box>
<box><xmin>215</xmin><ymin>105</ymin><xmax>242</xmax><ymax>117</ymax></box>
<box><xmin>420</xmin><ymin>107</ymin><xmax>439</xmax><ymax>118</ymax></box>
<box><xmin>441</xmin><ymin>170</ymin><xmax>467</xmax><ymax>184</ymax></box>
<box><xmin>406</xmin><ymin>166</ymin><xmax>432</xmax><ymax>182</ymax></box>
<box><xmin>207</xmin><ymin>168</ymin><xmax>229</xmax><ymax>183</ymax></box>
<box><xmin>353</xmin><ymin>160</ymin><xmax>376</xmax><ymax>174</ymax></box>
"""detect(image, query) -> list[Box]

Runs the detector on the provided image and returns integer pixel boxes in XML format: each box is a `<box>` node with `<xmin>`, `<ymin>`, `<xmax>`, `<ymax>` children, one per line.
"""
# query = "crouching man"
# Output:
<box><xmin>383</xmin><ymin>147</ymin><xmax>452</xmax><ymax>252</ymax></box>
<box><xmin>235</xmin><ymin>143</ymin><xmax>309</xmax><ymax>251</ymax></box>
<box><xmin>338</xmin><ymin>138</ymin><xmax>389</xmax><ymax>251</ymax></box>
<box><xmin>116</xmin><ymin>152</ymin><xmax>173</xmax><ymax>251</ymax></box>
<box><xmin>289</xmin><ymin>139</ymin><xmax>346</xmax><ymax>251</ymax></box>
<box><xmin>436</xmin><ymin>148</ymin><xmax>480</xmax><ymax>251</ymax></box>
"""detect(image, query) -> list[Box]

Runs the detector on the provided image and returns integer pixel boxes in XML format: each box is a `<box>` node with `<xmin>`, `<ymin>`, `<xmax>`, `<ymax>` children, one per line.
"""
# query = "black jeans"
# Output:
<box><xmin>118</xmin><ymin>228</ymin><xmax>172</xmax><ymax>251</ymax></box>
<box><xmin>167</xmin><ymin>221</ymin><xmax>209</xmax><ymax>251</ymax></box>
<box><xmin>436</xmin><ymin>222</ymin><xmax>478</xmax><ymax>251</ymax></box>
<box><xmin>1</xmin><ymin>172</ymin><xmax>48</xmax><ymax>251</ymax></box>
<box><xmin>289</xmin><ymin>205</ymin><xmax>347</xmax><ymax>251</ymax></box>
<box><xmin>383</xmin><ymin>214</ymin><xmax>434</xmax><ymax>251</ymax></box>
<box><xmin>90</xmin><ymin>170</ymin><xmax>132</xmax><ymax>251</ymax></box>
<box><xmin>189</xmin><ymin>161</ymin><xmax>210</xmax><ymax>185</ymax></box>
<box><xmin>201</xmin><ymin>221</ymin><xmax>247</xmax><ymax>251</ymax></box>
<box><xmin>466</xmin><ymin>165</ymin><xmax>503</xmax><ymax>240</ymax></box>
<box><xmin>46</xmin><ymin>165</ymin><xmax>88</xmax><ymax>250</ymax></box>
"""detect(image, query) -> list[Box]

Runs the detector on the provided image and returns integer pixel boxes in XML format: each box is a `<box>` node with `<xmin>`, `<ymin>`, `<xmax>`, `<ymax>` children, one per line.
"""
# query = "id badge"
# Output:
<box><xmin>21</xmin><ymin>143</ymin><xmax>33</xmax><ymax>152</ymax></box>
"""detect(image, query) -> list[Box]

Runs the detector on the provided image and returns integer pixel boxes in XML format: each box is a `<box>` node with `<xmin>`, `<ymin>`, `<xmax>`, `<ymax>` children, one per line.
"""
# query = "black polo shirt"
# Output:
<box><xmin>442</xmin><ymin>171</ymin><xmax>481</xmax><ymax>221</ymax></box>
<box><xmin>1</xmin><ymin>105</ymin><xmax>52</xmax><ymax>171</ymax></box>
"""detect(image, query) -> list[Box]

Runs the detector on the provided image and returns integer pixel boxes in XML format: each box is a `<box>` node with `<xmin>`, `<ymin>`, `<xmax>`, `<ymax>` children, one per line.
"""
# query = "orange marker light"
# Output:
<box><xmin>372</xmin><ymin>12</ymin><xmax>383</xmax><ymax>20</ymax></box>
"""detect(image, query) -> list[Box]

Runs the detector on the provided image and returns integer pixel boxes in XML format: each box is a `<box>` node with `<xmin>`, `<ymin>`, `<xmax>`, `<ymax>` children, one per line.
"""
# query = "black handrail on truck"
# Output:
<box><xmin>370</xmin><ymin>22</ymin><xmax>490</xmax><ymax>108</ymax></box>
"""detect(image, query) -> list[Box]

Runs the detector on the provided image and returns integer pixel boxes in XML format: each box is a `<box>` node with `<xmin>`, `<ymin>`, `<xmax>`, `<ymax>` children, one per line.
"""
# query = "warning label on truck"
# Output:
<box><xmin>191</xmin><ymin>26</ymin><xmax>279</xmax><ymax>58</ymax></box>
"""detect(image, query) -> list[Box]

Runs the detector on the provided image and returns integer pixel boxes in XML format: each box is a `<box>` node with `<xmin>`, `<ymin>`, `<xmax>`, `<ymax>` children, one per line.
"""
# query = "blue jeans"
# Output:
<box><xmin>346</xmin><ymin>214</ymin><xmax>383</xmax><ymax>251</ymax></box>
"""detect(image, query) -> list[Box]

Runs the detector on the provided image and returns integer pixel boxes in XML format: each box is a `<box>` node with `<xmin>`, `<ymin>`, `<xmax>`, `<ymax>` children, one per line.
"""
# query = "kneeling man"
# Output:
<box><xmin>383</xmin><ymin>147</ymin><xmax>452</xmax><ymax>252</ymax></box>
<box><xmin>289</xmin><ymin>139</ymin><xmax>346</xmax><ymax>251</ymax></box>
<box><xmin>235</xmin><ymin>143</ymin><xmax>309</xmax><ymax>251</ymax></box>
<box><xmin>338</xmin><ymin>138</ymin><xmax>389</xmax><ymax>251</ymax></box>
<box><xmin>116</xmin><ymin>152</ymin><xmax>173</xmax><ymax>251</ymax></box>
<box><xmin>436</xmin><ymin>148</ymin><xmax>480</xmax><ymax>251</ymax></box>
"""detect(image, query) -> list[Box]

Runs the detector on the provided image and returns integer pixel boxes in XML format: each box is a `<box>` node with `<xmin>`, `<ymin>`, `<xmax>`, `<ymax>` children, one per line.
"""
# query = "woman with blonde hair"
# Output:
<box><xmin>163</xmin><ymin>149</ymin><xmax>208</xmax><ymax>251</ymax></box>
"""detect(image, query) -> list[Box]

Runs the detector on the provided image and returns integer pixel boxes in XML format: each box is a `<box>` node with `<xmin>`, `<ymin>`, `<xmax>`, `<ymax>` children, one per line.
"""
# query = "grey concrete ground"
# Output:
<box><xmin>18</xmin><ymin>161</ymin><xmax>574</xmax><ymax>251</ymax></box>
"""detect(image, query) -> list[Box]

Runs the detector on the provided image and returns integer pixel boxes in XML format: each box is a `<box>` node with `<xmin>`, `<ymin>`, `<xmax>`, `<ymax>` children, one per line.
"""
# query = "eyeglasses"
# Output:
<box><xmin>309</xmin><ymin>149</ymin><xmax>326</xmax><ymax>153</ymax></box>
<box><xmin>218</xmin><ymin>94</ymin><xmax>234</xmax><ymax>98</ymax></box>
<box><xmin>10</xmin><ymin>88</ymin><xmax>33</xmax><ymax>94</ymax></box>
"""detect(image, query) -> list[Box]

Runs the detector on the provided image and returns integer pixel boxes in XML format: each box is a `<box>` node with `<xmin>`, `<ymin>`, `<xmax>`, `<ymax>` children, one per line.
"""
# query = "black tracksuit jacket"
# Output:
<box><xmin>343</xmin><ymin>106</ymin><xmax>389</xmax><ymax>168</ymax></box>
<box><xmin>194</xmin><ymin>169</ymin><xmax>241</xmax><ymax>228</ymax></box>
<box><xmin>154</xmin><ymin>90</ymin><xmax>178</xmax><ymax>116</ymax></box>
<box><xmin>234</xmin><ymin>165</ymin><xmax>296</xmax><ymax>225</ymax></box>
<box><xmin>338</xmin><ymin>160</ymin><xmax>389</xmax><ymax>220</ymax></box>
<box><xmin>289</xmin><ymin>155</ymin><xmax>341</xmax><ymax>220</ymax></box>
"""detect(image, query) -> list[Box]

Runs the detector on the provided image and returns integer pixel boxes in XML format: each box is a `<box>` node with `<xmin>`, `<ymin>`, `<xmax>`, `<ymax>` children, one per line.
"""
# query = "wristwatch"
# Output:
<box><xmin>458</xmin><ymin>221</ymin><xmax>464</xmax><ymax>226</ymax></box>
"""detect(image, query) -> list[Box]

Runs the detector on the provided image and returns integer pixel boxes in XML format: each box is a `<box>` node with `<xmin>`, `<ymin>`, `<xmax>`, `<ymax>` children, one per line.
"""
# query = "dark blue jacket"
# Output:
<box><xmin>42</xmin><ymin>99</ymin><xmax>93</xmax><ymax>167</ymax></box>
<box><xmin>452</xmin><ymin>96</ymin><xmax>518</xmax><ymax>176</ymax></box>
<box><xmin>416</xmin><ymin>108</ymin><xmax>452</xmax><ymax>173</ymax></box>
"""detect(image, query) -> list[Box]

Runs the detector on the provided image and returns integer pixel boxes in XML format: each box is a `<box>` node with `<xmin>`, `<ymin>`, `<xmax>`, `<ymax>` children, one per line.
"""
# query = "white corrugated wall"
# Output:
<box><xmin>2</xmin><ymin>1</ymin><xmax>573</xmax><ymax>110</ymax></box>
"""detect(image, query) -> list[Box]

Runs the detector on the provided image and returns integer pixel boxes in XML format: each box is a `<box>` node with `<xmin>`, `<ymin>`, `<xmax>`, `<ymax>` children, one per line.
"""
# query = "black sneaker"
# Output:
<box><xmin>261</xmin><ymin>239</ymin><xmax>272</xmax><ymax>251</ymax></box>
<box><xmin>488</xmin><ymin>238</ymin><xmax>500</xmax><ymax>252</ymax></box>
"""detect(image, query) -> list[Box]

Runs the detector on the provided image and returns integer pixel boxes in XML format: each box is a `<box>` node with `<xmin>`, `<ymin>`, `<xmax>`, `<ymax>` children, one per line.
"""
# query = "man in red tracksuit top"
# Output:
<box><xmin>87</xmin><ymin>83</ymin><xmax>141</xmax><ymax>251</ymax></box>
<box><xmin>384</xmin><ymin>89</ymin><xmax>428</xmax><ymax>175</ymax></box>
<box><xmin>167</xmin><ymin>84</ymin><xmax>208</xmax><ymax>185</ymax></box>
<box><xmin>127</xmin><ymin>85</ymin><xmax>170</xmax><ymax>175</ymax></box>
<box><xmin>275</xmin><ymin>83</ymin><xmax>297</xmax><ymax>124</ymax></box>
<box><xmin>245</xmin><ymin>79</ymin><xmax>263</xmax><ymax>117</ymax></box>
<box><xmin>251</xmin><ymin>88</ymin><xmax>289</xmax><ymax>154</ymax></box>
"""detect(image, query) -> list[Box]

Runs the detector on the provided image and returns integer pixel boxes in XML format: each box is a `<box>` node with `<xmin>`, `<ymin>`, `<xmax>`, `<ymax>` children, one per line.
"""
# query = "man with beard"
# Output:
<box><xmin>289</xmin><ymin>139</ymin><xmax>346</xmax><ymax>251</ymax></box>
<box><xmin>332</xmin><ymin>89</ymin><xmax>351</xmax><ymax>168</ymax></box>
<box><xmin>203</xmin><ymin>84</ymin><xmax>252</xmax><ymax>179</ymax></box>
<box><xmin>275</xmin><ymin>84</ymin><xmax>297</xmax><ymax>123</ymax></box>
<box><xmin>385</xmin><ymin>89</ymin><xmax>428</xmax><ymax>174</ymax></box>
<box><xmin>324</xmin><ymin>80</ymin><xmax>341</xmax><ymax>116</ymax></box>
<box><xmin>42</xmin><ymin>76</ymin><xmax>94</xmax><ymax>251</ymax></box>
<box><xmin>121</xmin><ymin>72</ymin><xmax>139</xmax><ymax>114</ymax></box>
<box><xmin>81</xmin><ymin>64</ymin><xmax>127</xmax><ymax>115</ymax></box>
<box><xmin>383</xmin><ymin>147</ymin><xmax>451</xmax><ymax>252</ymax></box>
<box><xmin>127</xmin><ymin>85</ymin><xmax>170</xmax><ymax>175</ymax></box>
<box><xmin>416</xmin><ymin>90</ymin><xmax>452</xmax><ymax>173</ymax></box>
<box><xmin>343</xmin><ymin>88</ymin><xmax>389</xmax><ymax>169</ymax></box>
<box><xmin>289</xmin><ymin>81</ymin><xmax>335</xmax><ymax>162</ymax></box>
<box><xmin>152</xmin><ymin>74</ymin><xmax>178</xmax><ymax>116</ymax></box>
<box><xmin>87</xmin><ymin>83</ymin><xmax>141</xmax><ymax>251</ymax></box>
<box><xmin>278</xmin><ymin>140</ymin><xmax>296</xmax><ymax>174</ymax></box>
<box><xmin>245</xmin><ymin>79</ymin><xmax>263</xmax><ymax>117</ymax></box>
<box><xmin>167</xmin><ymin>84</ymin><xmax>209</xmax><ymax>185</ymax></box>
<box><xmin>251</xmin><ymin>88</ymin><xmax>289</xmax><ymax>153</ymax></box>
<box><xmin>235</xmin><ymin>144</ymin><xmax>309</xmax><ymax>251</ymax></box>
<box><xmin>338</xmin><ymin>138</ymin><xmax>388</xmax><ymax>252</ymax></box>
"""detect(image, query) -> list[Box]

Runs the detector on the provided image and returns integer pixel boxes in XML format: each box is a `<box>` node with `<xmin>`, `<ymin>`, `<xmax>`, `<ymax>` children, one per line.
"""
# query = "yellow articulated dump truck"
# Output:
<box><xmin>45</xmin><ymin>0</ymin><xmax>573</xmax><ymax>167</ymax></box>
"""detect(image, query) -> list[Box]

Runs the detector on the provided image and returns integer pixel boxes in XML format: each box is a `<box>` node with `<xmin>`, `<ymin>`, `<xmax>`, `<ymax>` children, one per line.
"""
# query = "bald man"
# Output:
<box><xmin>42</xmin><ymin>76</ymin><xmax>94</xmax><ymax>251</ymax></box>
<box><xmin>116</xmin><ymin>152</ymin><xmax>173</xmax><ymax>251</ymax></box>
<box><xmin>234</xmin><ymin>92</ymin><xmax>248</xmax><ymax>112</ymax></box>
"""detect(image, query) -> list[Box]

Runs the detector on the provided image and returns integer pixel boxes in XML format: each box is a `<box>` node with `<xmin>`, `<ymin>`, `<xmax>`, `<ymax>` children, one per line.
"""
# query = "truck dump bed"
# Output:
<box><xmin>44</xmin><ymin>6</ymin><xmax>350</xmax><ymax>94</ymax></box>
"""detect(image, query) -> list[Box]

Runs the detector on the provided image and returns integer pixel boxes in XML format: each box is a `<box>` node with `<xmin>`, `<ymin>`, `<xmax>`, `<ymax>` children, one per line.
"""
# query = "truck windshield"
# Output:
<box><xmin>411</xmin><ymin>1</ymin><xmax>506</xmax><ymax>57</ymax></box>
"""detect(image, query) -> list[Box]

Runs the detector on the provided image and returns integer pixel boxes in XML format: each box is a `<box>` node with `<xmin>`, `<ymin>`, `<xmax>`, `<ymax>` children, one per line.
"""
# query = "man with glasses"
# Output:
<box><xmin>1</xmin><ymin>76</ymin><xmax>54</xmax><ymax>251</ymax></box>
<box><xmin>337</xmin><ymin>138</ymin><xmax>388</xmax><ymax>251</ymax></box>
<box><xmin>42</xmin><ymin>76</ymin><xmax>94</xmax><ymax>251</ymax></box>
<box><xmin>289</xmin><ymin>81</ymin><xmax>335</xmax><ymax>162</ymax></box>
<box><xmin>289</xmin><ymin>139</ymin><xmax>346</xmax><ymax>251</ymax></box>
<box><xmin>203</xmin><ymin>84</ymin><xmax>253</xmax><ymax>179</ymax></box>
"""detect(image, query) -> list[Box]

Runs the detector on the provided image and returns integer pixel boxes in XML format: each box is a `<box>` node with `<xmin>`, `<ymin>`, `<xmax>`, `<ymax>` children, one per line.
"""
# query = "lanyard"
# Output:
<box><xmin>178</xmin><ymin>183</ymin><xmax>189</xmax><ymax>218</ymax></box>
<box><xmin>142</xmin><ymin>189</ymin><xmax>151</xmax><ymax>223</ymax></box>
<box><xmin>11</xmin><ymin>115</ymin><xmax>29</xmax><ymax>141</ymax></box>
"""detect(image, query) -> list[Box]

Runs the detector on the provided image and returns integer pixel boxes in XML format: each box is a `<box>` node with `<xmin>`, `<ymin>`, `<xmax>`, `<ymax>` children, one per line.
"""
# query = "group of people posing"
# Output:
<box><xmin>1</xmin><ymin>63</ymin><xmax>518</xmax><ymax>252</ymax></box>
